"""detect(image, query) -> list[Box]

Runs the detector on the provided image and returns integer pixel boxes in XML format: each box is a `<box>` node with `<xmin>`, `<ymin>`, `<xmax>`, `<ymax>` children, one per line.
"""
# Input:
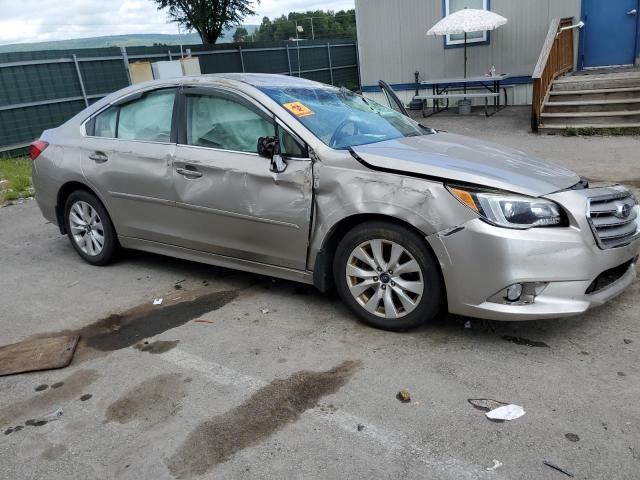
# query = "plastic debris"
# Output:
<box><xmin>624</xmin><ymin>338</ymin><xmax>633</xmax><ymax>344</ymax></box>
<box><xmin>153</xmin><ymin>298</ymin><xmax>163</xmax><ymax>305</ymax></box>
<box><xmin>543</xmin><ymin>460</ymin><xmax>574</xmax><ymax>477</ymax></box>
<box><xmin>565</xmin><ymin>433</ymin><xmax>580</xmax><ymax>442</ymax></box>
<box><xmin>27</xmin><ymin>408</ymin><xmax>64</xmax><ymax>426</ymax></box>
<box><xmin>486</xmin><ymin>459</ymin><xmax>503</xmax><ymax>471</ymax></box>
<box><xmin>486</xmin><ymin>404</ymin><xmax>525</xmax><ymax>421</ymax></box>
<box><xmin>464</xmin><ymin>320</ymin><xmax>472</xmax><ymax>329</ymax></box>
<box><xmin>261</xmin><ymin>308</ymin><xmax>270</xmax><ymax>314</ymax></box>
<box><xmin>357</xmin><ymin>424</ymin><xmax>365</xmax><ymax>432</ymax></box>
<box><xmin>396</xmin><ymin>390</ymin><xmax>411</xmax><ymax>403</ymax></box>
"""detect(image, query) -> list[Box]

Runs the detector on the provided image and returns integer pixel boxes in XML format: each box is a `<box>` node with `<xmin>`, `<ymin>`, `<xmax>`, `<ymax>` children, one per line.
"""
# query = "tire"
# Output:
<box><xmin>333</xmin><ymin>221</ymin><xmax>442</xmax><ymax>331</ymax></box>
<box><xmin>64</xmin><ymin>190</ymin><xmax>118</xmax><ymax>266</ymax></box>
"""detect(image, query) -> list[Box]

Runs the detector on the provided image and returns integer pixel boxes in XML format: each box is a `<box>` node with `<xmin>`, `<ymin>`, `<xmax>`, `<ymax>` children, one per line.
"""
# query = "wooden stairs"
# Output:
<box><xmin>538</xmin><ymin>69</ymin><xmax>640</xmax><ymax>134</ymax></box>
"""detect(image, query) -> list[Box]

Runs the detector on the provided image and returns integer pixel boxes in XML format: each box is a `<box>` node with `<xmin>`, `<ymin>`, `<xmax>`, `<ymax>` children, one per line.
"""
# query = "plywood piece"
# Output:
<box><xmin>151</xmin><ymin>60</ymin><xmax>184</xmax><ymax>80</ymax></box>
<box><xmin>181</xmin><ymin>57</ymin><xmax>201</xmax><ymax>76</ymax></box>
<box><xmin>0</xmin><ymin>336</ymin><xmax>79</xmax><ymax>376</ymax></box>
<box><xmin>129</xmin><ymin>61</ymin><xmax>154</xmax><ymax>84</ymax></box>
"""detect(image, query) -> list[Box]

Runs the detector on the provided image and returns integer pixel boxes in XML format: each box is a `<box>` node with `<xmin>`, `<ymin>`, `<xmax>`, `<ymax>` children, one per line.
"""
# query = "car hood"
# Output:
<box><xmin>350</xmin><ymin>132</ymin><xmax>580</xmax><ymax>197</ymax></box>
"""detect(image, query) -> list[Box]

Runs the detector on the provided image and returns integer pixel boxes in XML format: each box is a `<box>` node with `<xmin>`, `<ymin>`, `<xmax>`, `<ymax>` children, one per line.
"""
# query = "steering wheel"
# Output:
<box><xmin>329</xmin><ymin>119</ymin><xmax>359</xmax><ymax>148</ymax></box>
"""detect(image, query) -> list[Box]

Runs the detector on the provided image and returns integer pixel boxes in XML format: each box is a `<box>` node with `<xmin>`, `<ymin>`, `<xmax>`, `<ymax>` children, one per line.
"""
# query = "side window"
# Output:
<box><xmin>117</xmin><ymin>89</ymin><xmax>175</xmax><ymax>142</ymax></box>
<box><xmin>186</xmin><ymin>94</ymin><xmax>274</xmax><ymax>153</ymax></box>
<box><xmin>94</xmin><ymin>107</ymin><xmax>118</xmax><ymax>138</ymax></box>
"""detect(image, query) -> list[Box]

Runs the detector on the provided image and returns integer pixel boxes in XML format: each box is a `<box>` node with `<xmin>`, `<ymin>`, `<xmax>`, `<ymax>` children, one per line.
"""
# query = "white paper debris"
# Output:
<box><xmin>464</xmin><ymin>320</ymin><xmax>471</xmax><ymax>329</ymax></box>
<box><xmin>30</xmin><ymin>408</ymin><xmax>64</xmax><ymax>425</ymax></box>
<box><xmin>486</xmin><ymin>459</ymin><xmax>503</xmax><ymax>471</ymax></box>
<box><xmin>153</xmin><ymin>298</ymin><xmax>163</xmax><ymax>305</ymax></box>
<box><xmin>486</xmin><ymin>404</ymin><xmax>525</xmax><ymax>421</ymax></box>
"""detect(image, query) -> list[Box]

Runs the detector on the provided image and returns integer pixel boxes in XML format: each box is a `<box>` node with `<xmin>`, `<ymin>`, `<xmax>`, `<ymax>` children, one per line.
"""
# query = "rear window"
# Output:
<box><xmin>89</xmin><ymin>89</ymin><xmax>175</xmax><ymax>143</ymax></box>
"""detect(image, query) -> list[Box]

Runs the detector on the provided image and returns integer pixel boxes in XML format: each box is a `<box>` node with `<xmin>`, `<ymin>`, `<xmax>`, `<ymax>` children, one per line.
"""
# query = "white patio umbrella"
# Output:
<box><xmin>427</xmin><ymin>9</ymin><xmax>507</xmax><ymax>91</ymax></box>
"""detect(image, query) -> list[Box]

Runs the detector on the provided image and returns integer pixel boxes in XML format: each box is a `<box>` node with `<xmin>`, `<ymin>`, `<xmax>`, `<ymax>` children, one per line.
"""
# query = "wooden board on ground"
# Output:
<box><xmin>0</xmin><ymin>335</ymin><xmax>80</xmax><ymax>376</ymax></box>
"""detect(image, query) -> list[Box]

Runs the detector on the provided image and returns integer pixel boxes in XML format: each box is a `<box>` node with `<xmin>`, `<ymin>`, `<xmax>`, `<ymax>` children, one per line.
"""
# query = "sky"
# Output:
<box><xmin>0</xmin><ymin>0</ymin><xmax>355</xmax><ymax>45</ymax></box>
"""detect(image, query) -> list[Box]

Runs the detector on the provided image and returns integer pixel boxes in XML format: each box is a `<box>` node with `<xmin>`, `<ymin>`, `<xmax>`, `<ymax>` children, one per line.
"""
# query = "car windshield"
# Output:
<box><xmin>259</xmin><ymin>85</ymin><xmax>430</xmax><ymax>149</ymax></box>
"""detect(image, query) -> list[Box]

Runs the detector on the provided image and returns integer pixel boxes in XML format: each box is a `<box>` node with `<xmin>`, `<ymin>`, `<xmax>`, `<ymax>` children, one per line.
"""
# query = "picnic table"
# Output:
<box><xmin>415</xmin><ymin>74</ymin><xmax>511</xmax><ymax>117</ymax></box>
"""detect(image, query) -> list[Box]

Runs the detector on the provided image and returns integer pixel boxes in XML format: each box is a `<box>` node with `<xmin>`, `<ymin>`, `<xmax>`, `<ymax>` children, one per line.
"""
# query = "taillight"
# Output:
<box><xmin>30</xmin><ymin>140</ymin><xmax>49</xmax><ymax>161</ymax></box>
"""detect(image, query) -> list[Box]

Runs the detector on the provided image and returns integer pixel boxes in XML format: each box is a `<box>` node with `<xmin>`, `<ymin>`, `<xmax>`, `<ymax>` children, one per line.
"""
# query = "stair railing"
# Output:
<box><xmin>531</xmin><ymin>18</ymin><xmax>576</xmax><ymax>131</ymax></box>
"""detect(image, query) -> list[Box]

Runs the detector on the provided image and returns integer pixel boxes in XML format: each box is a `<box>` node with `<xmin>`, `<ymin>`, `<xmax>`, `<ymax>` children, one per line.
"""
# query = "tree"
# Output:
<box><xmin>233</xmin><ymin>27</ymin><xmax>249</xmax><ymax>43</ymax></box>
<box><xmin>154</xmin><ymin>0</ymin><xmax>259</xmax><ymax>45</ymax></box>
<box><xmin>254</xmin><ymin>9</ymin><xmax>356</xmax><ymax>42</ymax></box>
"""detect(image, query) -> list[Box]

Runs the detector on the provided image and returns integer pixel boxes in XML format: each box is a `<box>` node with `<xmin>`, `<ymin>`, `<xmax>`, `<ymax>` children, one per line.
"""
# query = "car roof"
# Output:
<box><xmin>65</xmin><ymin>73</ymin><xmax>337</xmax><ymax>130</ymax></box>
<box><xmin>106</xmin><ymin>74</ymin><xmax>338</xmax><ymax>106</ymax></box>
<box><xmin>205</xmin><ymin>73</ymin><xmax>330</xmax><ymax>89</ymax></box>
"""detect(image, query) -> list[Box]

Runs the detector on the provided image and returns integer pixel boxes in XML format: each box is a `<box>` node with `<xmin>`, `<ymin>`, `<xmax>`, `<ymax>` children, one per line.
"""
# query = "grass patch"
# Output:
<box><xmin>0</xmin><ymin>157</ymin><xmax>33</xmax><ymax>204</ymax></box>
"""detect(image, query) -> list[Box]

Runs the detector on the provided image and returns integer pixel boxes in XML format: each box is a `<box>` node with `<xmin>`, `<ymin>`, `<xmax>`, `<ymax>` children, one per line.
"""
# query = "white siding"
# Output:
<box><xmin>355</xmin><ymin>0</ymin><xmax>582</xmax><ymax>104</ymax></box>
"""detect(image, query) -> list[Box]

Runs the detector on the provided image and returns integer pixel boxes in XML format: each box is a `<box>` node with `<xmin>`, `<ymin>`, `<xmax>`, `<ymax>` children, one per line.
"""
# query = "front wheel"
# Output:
<box><xmin>64</xmin><ymin>190</ymin><xmax>118</xmax><ymax>266</ymax></box>
<box><xmin>333</xmin><ymin>221</ymin><xmax>443</xmax><ymax>331</ymax></box>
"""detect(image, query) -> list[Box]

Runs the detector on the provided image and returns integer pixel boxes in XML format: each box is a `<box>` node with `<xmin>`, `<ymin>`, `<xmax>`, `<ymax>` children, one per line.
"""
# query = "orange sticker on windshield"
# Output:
<box><xmin>283</xmin><ymin>101</ymin><xmax>315</xmax><ymax>117</ymax></box>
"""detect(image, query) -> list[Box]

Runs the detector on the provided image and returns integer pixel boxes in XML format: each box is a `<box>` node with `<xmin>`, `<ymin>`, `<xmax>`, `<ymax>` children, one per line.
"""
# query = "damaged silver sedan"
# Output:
<box><xmin>31</xmin><ymin>74</ymin><xmax>640</xmax><ymax>330</ymax></box>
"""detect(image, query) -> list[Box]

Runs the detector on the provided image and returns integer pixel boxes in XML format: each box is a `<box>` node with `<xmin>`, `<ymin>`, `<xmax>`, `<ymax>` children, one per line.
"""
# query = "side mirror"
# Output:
<box><xmin>257</xmin><ymin>136</ymin><xmax>288</xmax><ymax>173</ymax></box>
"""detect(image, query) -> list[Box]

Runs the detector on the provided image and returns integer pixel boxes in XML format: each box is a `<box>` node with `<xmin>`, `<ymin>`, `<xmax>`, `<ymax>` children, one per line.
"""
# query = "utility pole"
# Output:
<box><xmin>310</xmin><ymin>18</ymin><xmax>315</xmax><ymax>40</ymax></box>
<box><xmin>295</xmin><ymin>20</ymin><xmax>302</xmax><ymax>77</ymax></box>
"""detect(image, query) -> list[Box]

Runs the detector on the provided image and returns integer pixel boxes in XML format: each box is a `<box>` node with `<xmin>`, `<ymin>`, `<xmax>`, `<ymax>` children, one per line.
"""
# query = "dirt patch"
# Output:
<box><xmin>502</xmin><ymin>336</ymin><xmax>550</xmax><ymax>348</ymax></box>
<box><xmin>565</xmin><ymin>433</ymin><xmax>580</xmax><ymax>442</ymax></box>
<box><xmin>104</xmin><ymin>373</ymin><xmax>186</xmax><ymax>427</ymax></box>
<box><xmin>167</xmin><ymin>360</ymin><xmax>361</xmax><ymax>478</ymax></box>
<box><xmin>40</xmin><ymin>444</ymin><xmax>68</xmax><ymax>461</ymax></box>
<box><xmin>0</xmin><ymin>369</ymin><xmax>98</xmax><ymax>427</ymax></box>
<box><xmin>134</xmin><ymin>340</ymin><xmax>180</xmax><ymax>354</ymax></box>
<box><xmin>37</xmin><ymin>289</ymin><xmax>238</xmax><ymax>363</ymax></box>
<box><xmin>468</xmin><ymin>398</ymin><xmax>508</xmax><ymax>412</ymax></box>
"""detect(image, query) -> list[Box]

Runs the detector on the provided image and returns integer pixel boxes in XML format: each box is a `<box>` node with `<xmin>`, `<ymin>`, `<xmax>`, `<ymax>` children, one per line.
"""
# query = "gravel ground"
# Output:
<box><xmin>0</xmin><ymin>108</ymin><xmax>638</xmax><ymax>479</ymax></box>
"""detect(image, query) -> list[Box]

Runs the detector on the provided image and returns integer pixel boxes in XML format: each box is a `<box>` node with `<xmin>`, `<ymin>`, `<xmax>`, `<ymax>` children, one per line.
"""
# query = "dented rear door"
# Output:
<box><xmin>171</xmin><ymin>87</ymin><xmax>312</xmax><ymax>270</ymax></box>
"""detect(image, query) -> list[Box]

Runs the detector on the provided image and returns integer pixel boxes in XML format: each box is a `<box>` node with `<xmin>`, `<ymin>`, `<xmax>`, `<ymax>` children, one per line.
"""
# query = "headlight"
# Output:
<box><xmin>447</xmin><ymin>185</ymin><xmax>568</xmax><ymax>229</ymax></box>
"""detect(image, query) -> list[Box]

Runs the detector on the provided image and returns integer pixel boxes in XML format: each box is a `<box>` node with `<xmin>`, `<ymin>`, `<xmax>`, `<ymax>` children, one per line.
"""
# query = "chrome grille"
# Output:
<box><xmin>587</xmin><ymin>190</ymin><xmax>640</xmax><ymax>249</ymax></box>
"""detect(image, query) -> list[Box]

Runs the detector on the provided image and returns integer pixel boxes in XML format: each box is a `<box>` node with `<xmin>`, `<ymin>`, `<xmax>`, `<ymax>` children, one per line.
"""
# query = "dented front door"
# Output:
<box><xmin>171</xmin><ymin>88</ymin><xmax>312</xmax><ymax>269</ymax></box>
<box><xmin>171</xmin><ymin>147</ymin><xmax>312</xmax><ymax>269</ymax></box>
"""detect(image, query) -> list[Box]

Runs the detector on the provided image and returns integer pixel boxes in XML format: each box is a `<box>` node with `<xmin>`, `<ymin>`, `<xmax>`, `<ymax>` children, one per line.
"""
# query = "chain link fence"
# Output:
<box><xmin>0</xmin><ymin>39</ymin><xmax>359</xmax><ymax>156</ymax></box>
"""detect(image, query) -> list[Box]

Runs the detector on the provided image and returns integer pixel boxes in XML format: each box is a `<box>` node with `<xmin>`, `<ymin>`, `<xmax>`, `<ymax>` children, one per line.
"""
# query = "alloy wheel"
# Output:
<box><xmin>69</xmin><ymin>200</ymin><xmax>105</xmax><ymax>256</ymax></box>
<box><xmin>345</xmin><ymin>239</ymin><xmax>424</xmax><ymax>319</ymax></box>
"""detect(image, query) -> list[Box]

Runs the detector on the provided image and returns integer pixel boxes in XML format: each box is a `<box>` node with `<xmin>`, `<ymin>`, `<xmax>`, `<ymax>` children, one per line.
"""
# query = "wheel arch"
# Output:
<box><xmin>56</xmin><ymin>182</ymin><xmax>111</xmax><ymax>235</ymax></box>
<box><xmin>312</xmin><ymin>213</ymin><xmax>444</xmax><ymax>294</ymax></box>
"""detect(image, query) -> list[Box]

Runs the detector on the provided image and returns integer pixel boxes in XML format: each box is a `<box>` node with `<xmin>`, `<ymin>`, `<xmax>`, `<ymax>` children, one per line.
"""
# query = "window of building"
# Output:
<box><xmin>444</xmin><ymin>0</ymin><xmax>490</xmax><ymax>47</ymax></box>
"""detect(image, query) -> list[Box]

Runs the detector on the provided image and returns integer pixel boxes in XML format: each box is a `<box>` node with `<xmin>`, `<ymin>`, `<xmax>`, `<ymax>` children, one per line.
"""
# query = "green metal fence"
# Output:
<box><xmin>0</xmin><ymin>39</ymin><xmax>359</xmax><ymax>154</ymax></box>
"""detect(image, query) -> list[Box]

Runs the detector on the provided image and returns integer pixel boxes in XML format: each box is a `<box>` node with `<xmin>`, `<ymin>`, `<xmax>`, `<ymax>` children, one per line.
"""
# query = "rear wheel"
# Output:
<box><xmin>64</xmin><ymin>191</ymin><xmax>118</xmax><ymax>266</ymax></box>
<box><xmin>333</xmin><ymin>221</ymin><xmax>442</xmax><ymax>331</ymax></box>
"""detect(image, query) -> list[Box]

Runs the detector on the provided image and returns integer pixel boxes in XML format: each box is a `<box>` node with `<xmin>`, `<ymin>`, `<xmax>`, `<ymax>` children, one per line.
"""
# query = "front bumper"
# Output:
<box><xmin>427</xmin><ymin>188</ymin><xmax>640</xmax><ymax>321</ymax></box>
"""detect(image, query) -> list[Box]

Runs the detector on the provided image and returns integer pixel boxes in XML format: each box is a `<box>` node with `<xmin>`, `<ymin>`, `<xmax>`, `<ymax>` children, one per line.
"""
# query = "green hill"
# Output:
<box><xmin>0</xmin><ymin>27</ymin><xmax>258</xmax><ymax>53</ymax></box>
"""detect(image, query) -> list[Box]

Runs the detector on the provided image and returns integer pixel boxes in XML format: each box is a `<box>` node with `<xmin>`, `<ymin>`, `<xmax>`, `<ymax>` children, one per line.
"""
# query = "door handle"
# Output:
<box><xmin>176</xmin><ymin>167</ymin><xmax>203</xmax><ymax>178</ymax></box>
<box><xmin>89</xmin><ymin>152</ymin><xmax>108</xmax><ymax>163</ymax></box>
<box><xmin>628</xmin><ymin>9</ymin><xmax>637</xmax><ymax>15</ymax></box>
